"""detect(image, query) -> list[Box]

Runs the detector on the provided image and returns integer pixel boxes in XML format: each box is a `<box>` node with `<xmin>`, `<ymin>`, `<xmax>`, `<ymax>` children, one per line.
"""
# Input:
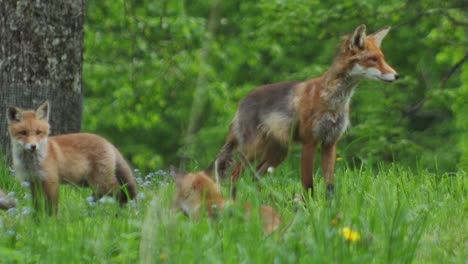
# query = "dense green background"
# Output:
<box><xmin>83</xmin><ymin>0</ymin><xmax>467</xmax><ymax>173</ymax></box>
<box><xmin>1</xmin><ymin>2</ymin><xmax>466</xmax><ymax>262</ymax></box>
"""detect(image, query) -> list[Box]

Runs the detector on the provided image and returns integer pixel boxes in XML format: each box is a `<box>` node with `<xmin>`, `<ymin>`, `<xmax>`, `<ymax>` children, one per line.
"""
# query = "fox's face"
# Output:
<box><xmin>170</xmin><ymin>167</ymin><xmax>225</xmax><ymax>218</ymax></box>
<box><xmin>7</xmin><ymin>101</ymin><xmax>50</xmax><ymax>154</ymax></box>
<box><xmin>344</xmin><ymin>25</ymin><xmax>399</xmax><ymax>82</ymax></box>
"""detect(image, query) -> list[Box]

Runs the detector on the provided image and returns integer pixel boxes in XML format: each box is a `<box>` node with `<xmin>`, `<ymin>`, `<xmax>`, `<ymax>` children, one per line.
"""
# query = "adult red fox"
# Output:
<box><xmin>209</xmin><ymin>24</ymin><xmax>399</xmax><ymax>197</ymax></box>
<box><xmin>7</xmin><ymin>101</ymin><xmax>137</xmax><ymax>215</ymax></box>
<box><xmin>171</xmin><ymin>167</ymin><xmax>281</xmax><ymax>234</ymax></box>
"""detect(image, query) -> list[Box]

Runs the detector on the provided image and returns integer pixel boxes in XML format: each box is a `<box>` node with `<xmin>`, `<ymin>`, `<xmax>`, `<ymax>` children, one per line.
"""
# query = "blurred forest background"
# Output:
<box><xmin>83</xmin><ymin>0</ymin><xmax>467</xmax><ymax>173</ymax></box>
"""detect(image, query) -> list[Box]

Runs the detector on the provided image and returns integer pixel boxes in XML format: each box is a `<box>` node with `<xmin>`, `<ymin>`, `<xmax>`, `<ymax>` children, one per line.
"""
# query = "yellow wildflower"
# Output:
<box><xmin>342</xmin><ymin>227</ymin><xmax>361</xmax><ymax>242</ymax></box>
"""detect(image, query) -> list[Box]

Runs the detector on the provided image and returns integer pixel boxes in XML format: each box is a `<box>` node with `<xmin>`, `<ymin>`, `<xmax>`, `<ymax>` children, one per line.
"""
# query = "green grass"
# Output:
<box><xmin>0</xmin><ymin>160</ymin><xmax>466</xmax><ymax>263</ymax></box>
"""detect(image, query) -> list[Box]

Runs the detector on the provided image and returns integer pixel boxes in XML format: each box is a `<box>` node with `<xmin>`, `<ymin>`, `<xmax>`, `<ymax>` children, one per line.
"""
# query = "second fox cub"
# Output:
<box><xmin>211</xmin><ymin>24</ymin><xmax>399</xmax><ymax>197</ymax></box>
<box><xmin>7</xmin><ymin>101</ymin><xmax>137</xmax><ymax>215</ymax></box>
<box><xmin>170</xmin><ymin>167</ymin><xmax>281</xmax><ymax>234</ymax></box>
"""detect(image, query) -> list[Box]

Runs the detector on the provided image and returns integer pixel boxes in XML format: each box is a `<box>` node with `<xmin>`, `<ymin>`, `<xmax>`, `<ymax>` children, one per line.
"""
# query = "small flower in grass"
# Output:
<box><xmin>137</xmin><ymin>192</ymin><xmax>145</xmax><ymax>200</ymax></box>
<box><xmin>143</xmin><ymin>181</ymin><xmax>151</xmax><ymax>187</ymax></box>
<box><xmin>145</xmin><ymin>173</ymin><xmax>153</xmax><ymax>181</ymax></box>
<box><xmin>267</xmin><ymin>166</ymin><xmax>275</xmax><ymax>174</ymax></box>
<box><xmin>9</xmin><ymin>168</ymin><xmax>16</xmax><ymax>175</ymax></box>
<box><xmin>21</xmin><ymin>181</ymin><xmax>31</xmax><ymax>188</ymax></box>
<box><xmin>8</xmin><ymin>207</ymin><xmax>17</xmax><ymax>216</ymax></box>
<box><xmin>342</xmin><ymin>227</ymin><xmax>361</xmax><ymax>242</ymax></box>
<box><xmin>136</xmin><ymin>177</ymin><xmax>143</xmax><ymax>185</ymax></box>
<box><xmin>336</xmin><ymin>157</ymin><xmax>343</xmax><ymax>162</ymax></box>
<box><xmin>99</xmin><ymin>196</ymin><xmax>116</xmax><ymax>204</ymax></box>
<box><xmin>293</xmin><ymin>194</ymin><xmax>302</xmax><ymax>203</ymax></box>
<box><xmin>128</xmin><ymin>199</ymin><xmax>137</xmax><ymax>207</ymax></box>
<box><xmin>22</xmin><ymin>207</ymin><xmax>31</xmax><ymax>216</ymax></box>
<box><xmin>7</xmin><ymin>192</ymin><xmax>15</xmax><ymax>198</ymax></box>
<box><xmin>155</xmin><ymin>169</ymin><xmax>167</xmax><ymax>176</ymax></box>
<box><xmin>7</xmin><ymin>229</ymin><xmax>15</xmax><ymax>236</ymax></box>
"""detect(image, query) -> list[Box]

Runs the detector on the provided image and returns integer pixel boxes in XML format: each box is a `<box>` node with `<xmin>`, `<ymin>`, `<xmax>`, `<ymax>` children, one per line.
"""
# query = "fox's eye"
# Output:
<box><xmin>368</xmin><ymin>57</ymin><xmax>378</xmax><ymax>63</ymax></box>
<box><xmin>19</xmin><ymin>131</ymin><xmax>27</xmax><ymax>136</ymax></box>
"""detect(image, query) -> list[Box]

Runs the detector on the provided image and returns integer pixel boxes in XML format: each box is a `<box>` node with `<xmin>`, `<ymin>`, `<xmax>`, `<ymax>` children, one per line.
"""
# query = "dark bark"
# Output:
<box><xmin>0</xmin><ymin>0</ymin><xmax>84</xmax><ymax>159</ymax></box>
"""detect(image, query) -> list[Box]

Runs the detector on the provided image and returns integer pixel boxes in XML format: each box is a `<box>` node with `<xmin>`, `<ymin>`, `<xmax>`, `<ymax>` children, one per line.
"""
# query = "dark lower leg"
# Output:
<box><xmin>301</xmin><ymin>144</ymin><xmax>316</xmax><ymax>198</ymax></box>
<box><xmin>322</xmin><ymin>143</ymin><xmax>337</xmax><ymax>199</ymax></box>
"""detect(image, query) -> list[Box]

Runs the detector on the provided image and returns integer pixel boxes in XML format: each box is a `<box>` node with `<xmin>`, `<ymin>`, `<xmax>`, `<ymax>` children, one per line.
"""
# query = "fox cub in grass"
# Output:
<box><xmin>7</xmin><ymin>101</ymin><xmax>137</xmax><ymax>215</ymax></box>
<box><xmin>210</xmin><ymin>24</ymin><xmax>399</xmax><ymax>197</ymax></box>
<box><xmin>170</xmin><ymin>167</ymin><xmax>281</xmax><ymax>234</ymax></box>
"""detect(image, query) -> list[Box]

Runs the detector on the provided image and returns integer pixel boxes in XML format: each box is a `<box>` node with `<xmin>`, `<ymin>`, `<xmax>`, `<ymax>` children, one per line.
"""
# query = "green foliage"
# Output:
<box><xmin>0</xmin><ymin>161</ymin><xmax>465</xmax><ymax>262</ymax></box>
<box><xmin>83</xmin><ymin>0</ymin><xmax>466</xmax><ymax>172</ymax></box>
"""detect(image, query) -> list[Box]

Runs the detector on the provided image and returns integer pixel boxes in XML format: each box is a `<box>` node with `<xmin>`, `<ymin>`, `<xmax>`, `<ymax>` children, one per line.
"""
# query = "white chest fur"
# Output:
<box><xmin>12</xmin><ymin>146</ymin><xmax>47</xmax><ymax>182</ymax></box>
<box><xmin>313</xmin><ymin>111</ymin><xmax>349</xmax><ymax>145</ymax></box>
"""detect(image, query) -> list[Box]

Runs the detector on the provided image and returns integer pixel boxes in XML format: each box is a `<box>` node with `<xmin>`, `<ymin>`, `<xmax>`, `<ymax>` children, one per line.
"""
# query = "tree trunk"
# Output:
<box><xmin>0</xmin><ymin>0</ymin><xmax>84</xmax><ymax>159</ymax></box>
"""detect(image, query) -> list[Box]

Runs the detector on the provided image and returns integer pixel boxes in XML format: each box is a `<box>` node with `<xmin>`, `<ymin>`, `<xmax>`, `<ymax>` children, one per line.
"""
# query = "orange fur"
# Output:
<box><xmin>171</xmin><ymin>167</ymin><xmax>281</xmax><ymax>234</ymax></box>
<box><xmin>210</xmin><ymin>25</ymin><xmax>398</xmax><ymax>198</ymax></box>
<box><xmin>7</xmin><ymin>101</ymin><xmax>137</xmax><ymax>215</ymax></box>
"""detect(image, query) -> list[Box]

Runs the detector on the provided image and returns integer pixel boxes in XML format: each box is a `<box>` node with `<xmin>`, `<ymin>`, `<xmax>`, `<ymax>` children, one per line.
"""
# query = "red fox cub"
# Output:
<box><xmin>210</xmin><ymin>25</ymin><xmax>399</xmax><ymax>197</ymax></box>
<box><xmin>7</xmin><ymin>101</ymin><xmax>137</xmax><ymax>215</ymax></box>
<box><xmin>170</xmin><ymin>167</ymin><xmax>281</xmax><ymax>234</ymax></box>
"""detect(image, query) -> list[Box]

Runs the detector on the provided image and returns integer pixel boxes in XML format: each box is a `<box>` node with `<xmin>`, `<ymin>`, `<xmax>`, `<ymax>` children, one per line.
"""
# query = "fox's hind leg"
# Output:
<box><xmin>301</xmin><ymin>143</ymin><xmax>317</xmax><ymax>198</ymax></box>
<box><xmin>256</xmin><ymin>141</ymin><xmax>288</xmax><ymax>175</ymax></box>
<box><xmin>229</xmin><ymin>157</ymin><xmax>249</xmax><ymax>199</ymax></box>
<box><xmin>230</xmin><ymin>149</ymin><xmax>265</xmax><ymax>199</ymax></box>
<box><xmin>93</xmin><ymin>179</ymin><xmax>120</xmax><ymax>202</ymax></box>
<box><xmin>88</xmin><ymin>166</ymin><xmax>120</xmax><ymax>203</ymax></box>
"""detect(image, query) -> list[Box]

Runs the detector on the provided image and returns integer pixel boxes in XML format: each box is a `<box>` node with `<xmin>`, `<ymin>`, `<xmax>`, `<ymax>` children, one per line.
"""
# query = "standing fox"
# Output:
<box><xmin>7</xmin><ymin>101</ymin><xmax>137</xmax><ymax>215</ymax></box>
<box><xmin>210</xmin><ymin>25</ymin><xmax>399</xmax><ymax>197</ymax></box>
<box><xmin>170</xmin><ymin>167</ymin><xmax>281</xmax><ymax>234</ymax></box>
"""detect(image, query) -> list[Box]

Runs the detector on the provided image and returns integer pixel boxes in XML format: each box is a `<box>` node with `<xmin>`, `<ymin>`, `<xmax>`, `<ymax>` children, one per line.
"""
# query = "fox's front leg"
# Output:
<box><xmin>30</xmin><ymin>180</ymin><xmax>58</xmax><ymax>216</ymax></box>
<box><xmin>301</xmin><ymin>143</ymin><xmax>317</xmax><ymax>197</ymax></box>
<box><xmin>30</xmin><ymin>182</ymin><xmax>42</xmax><ymax>215</ymax></box>
<box><xmin>321</xmin><ymin>142</ymin><xmax>337</xmax><ymax>199</ymax></box>
<box><xmin>43</xmin><ymin>180</ymin><xmax>59</xmax><ymax>216</ymax></box>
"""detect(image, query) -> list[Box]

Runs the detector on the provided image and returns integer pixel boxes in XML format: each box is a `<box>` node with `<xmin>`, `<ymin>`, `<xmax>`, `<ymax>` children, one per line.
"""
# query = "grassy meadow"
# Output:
<box><xmin>0</xmin><ymin>157</ymin><xmax>466</xmax><ymax>263</ymax></box>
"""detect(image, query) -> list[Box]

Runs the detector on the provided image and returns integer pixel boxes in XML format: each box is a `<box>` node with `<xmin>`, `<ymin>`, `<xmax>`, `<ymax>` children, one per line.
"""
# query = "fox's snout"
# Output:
<box><xmin>350</xmin><ymin>63</ymin><xmax>399</xmax><ymax>83</ymax></box>
<box><xmin>380</xmin><ymin>63</ymin><xmax>399</xmax><ymax>82</ymax></box>
<box><xmin>26</xmin><ymin>143</ymin><xmax>37</xmax><ymax>152</ymax></box>
<box><xmin>15</xmin><ymin>137</ymin><xmax>46</xmax><ymax>153</ymax></box>
<box><xmin>381</xmin><ymin>71</ymin><xmax>399</xmax><ymax>82</ymax></box>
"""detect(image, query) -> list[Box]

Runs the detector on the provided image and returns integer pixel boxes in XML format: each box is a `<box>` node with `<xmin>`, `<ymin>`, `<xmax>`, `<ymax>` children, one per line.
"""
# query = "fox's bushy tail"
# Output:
<box><xmin>114</xmin><ymin>150</ymin><xmax>137</xmax><ymax>206</ymax></box>
<box><xmin>205</xmin><ymin>128</ymin><xmax>238</xmax><ymax>178</ymax></box>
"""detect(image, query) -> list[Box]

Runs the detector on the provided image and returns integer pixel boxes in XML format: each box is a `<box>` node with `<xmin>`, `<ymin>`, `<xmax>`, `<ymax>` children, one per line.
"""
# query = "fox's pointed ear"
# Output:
<box><xmin>170</xmin><ymin>166</ymin><xmax>186</xmax><ymax>179</ymax></box>
<box><xmin>7</xmin><ymin>107</ymin><xmax>23</xmax><ymax>123</ymax></box>
<box><xmin>371</xmin><ymin>26</ymin><xmax>391</xmax><ymax>47</ymax></box>
<box><xmin>349</xmin><ymin>24</ymin><xmax>367</xmax><ymax>50</ymax></box>
<box><xmin>35</xmin><ymin>101</ymin><xmax>49</xmax><ymax>121</ymax></box>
